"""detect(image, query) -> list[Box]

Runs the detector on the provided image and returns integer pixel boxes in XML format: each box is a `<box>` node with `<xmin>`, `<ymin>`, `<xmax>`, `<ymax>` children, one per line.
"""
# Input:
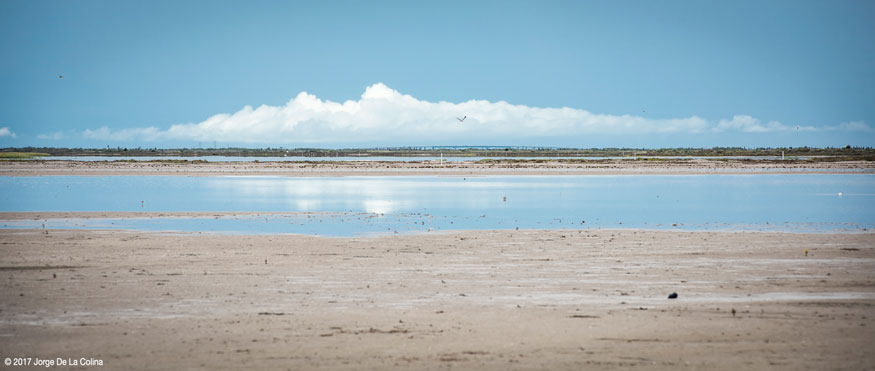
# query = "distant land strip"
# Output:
<box><xmin>1</xmin><ymin>146</ymin><xmax>874</xmax><ymax>159</ymax></box>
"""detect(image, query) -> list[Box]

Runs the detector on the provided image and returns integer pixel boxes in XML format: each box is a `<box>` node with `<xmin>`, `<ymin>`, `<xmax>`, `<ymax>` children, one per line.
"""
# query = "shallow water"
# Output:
<box><xmin>38</xmin><ymin>155</ymin><xmax>823</xmax><ymax>162</ymax></box>
<box><xmin>40</xmin><ymin>155</ymin><xmax>591</xmax><ymax>162</ymax></box>
<box><xmin>1</xmin><ymin>175</ymin><xmax>872</xmax><ymax>236</ymax></box>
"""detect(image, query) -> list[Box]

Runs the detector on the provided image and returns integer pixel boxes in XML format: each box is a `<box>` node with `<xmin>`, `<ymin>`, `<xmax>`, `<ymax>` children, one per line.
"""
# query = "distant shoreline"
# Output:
<box><xmin>2</xmin><ymin>146</ymin><xmax>874</xmax><ymax>159</ymax></box>
<box><xmin>1</xmin><ymin>158</ymin><xmax>872</xmax><ymax>176</ymax></box>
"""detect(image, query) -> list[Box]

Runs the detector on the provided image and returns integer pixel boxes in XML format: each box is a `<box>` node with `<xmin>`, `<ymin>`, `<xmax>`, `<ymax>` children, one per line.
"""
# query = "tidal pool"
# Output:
<box><xmin>1</xmin><ymin>175</ymin><xmax>872</xmax><ymax>236</ymax></box>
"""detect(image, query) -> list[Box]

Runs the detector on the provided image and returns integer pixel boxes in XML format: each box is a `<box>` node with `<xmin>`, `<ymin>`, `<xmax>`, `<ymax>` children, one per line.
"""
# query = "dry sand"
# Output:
<box><xmin>1</xmin><ymin>158</ymin><xmax>873</xmax><ymax>176</ymax></box>
<box><xmin>1</xmin><ymin>228</ymin><xmax>873</xmax><ymax>370</ymax></box>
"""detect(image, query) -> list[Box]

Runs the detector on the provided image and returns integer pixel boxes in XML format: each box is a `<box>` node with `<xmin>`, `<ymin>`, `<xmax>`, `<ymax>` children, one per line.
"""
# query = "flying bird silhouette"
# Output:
<box><xmin>456</xmin><ymin>116</ymin><xmax>467</xmax><ymax>122</ymax></box>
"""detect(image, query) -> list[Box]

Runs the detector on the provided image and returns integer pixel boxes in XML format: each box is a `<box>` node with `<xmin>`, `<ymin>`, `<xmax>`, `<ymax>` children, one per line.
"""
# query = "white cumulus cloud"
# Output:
<box><xmin>78</xmin><ymin>83</ymin><xmax>871</xmax><ymax>144</ymax></box>
<box><xmin>0</xmin><ymin>127</ymin><xmax>16</xmax><ymax>138</ymax></box>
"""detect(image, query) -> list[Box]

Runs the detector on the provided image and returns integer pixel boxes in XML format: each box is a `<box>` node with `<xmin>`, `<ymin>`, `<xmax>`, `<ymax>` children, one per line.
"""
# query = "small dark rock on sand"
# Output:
<box><xmin>668</xmin><ymin>292</ymin><xmax>678</xmax><ymax>299</ymax></box>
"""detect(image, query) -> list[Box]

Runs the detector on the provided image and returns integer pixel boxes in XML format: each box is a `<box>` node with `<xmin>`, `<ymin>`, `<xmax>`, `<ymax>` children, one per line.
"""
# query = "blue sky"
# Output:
<box><xmin>1</xmin><ymin>0</ymin><xmax>873</xmax><ymax>148</ymax></box>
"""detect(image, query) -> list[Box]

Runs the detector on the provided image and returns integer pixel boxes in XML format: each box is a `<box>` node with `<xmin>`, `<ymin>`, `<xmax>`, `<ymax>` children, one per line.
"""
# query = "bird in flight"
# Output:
<box><xmin>456</xmin><ymin>116</ymin><xmax>467</xmax><ymax>122</ymax></box>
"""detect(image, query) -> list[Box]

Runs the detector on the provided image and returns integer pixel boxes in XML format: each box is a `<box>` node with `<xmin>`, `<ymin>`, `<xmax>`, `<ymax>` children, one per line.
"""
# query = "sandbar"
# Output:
<box><xmin>1</xmin><ymin>159</ymin><xmax>872</xmax><ymax>176</ymax></box>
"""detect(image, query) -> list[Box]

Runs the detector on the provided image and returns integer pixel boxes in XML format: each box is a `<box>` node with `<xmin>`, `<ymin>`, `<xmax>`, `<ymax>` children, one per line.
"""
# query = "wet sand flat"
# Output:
<box><xmin>1</xmin><ymin>159</ymin><xmax>872</xmax><ymax>176</ymax></box>
<box><xmin>1</xmin><ymin>229</ymin><xmax>873</xmax><ymax>370</ymax></box>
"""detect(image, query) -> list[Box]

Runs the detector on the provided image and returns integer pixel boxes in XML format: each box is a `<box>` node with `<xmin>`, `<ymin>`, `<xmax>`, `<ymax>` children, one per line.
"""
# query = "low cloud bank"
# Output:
<box><xmin>76</xmin><ymin>83</ymin><xmax>870</xmax><ymax>144</ymax></box>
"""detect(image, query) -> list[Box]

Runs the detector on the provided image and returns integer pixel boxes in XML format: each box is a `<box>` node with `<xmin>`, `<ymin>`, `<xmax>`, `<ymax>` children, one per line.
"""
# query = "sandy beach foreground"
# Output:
<box><xmin>1</xmin><ymin>228</ymin><xmax>872</xmax><ymax>370</ymax></box>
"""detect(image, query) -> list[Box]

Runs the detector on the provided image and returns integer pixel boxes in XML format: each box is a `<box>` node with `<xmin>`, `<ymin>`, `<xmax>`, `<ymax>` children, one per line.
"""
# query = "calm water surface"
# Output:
<box><xmin>39</xmin><ymin>155</ymin><xmax>824</xmax><ymax>162</ymax></box>
<box><xmin>1</xmin><ymin>175</ymin><xmax>872</xmax><ymax>236</ymax></box>
<box><xmin>41</xmin><ymin>155</ymin><xmax>584</xmax><ymax>162</ymax></box>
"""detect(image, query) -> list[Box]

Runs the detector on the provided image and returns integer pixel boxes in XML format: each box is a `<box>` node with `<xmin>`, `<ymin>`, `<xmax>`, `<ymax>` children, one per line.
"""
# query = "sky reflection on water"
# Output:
<box><xmin>40</xmin><ymin>155</ymin><xmax>823</xmax><ymax>162</ymax></box>
<box><xmin>1</xmin><ymin>175</ymin><xmax>873</xmax><ymax>236</ymax></box>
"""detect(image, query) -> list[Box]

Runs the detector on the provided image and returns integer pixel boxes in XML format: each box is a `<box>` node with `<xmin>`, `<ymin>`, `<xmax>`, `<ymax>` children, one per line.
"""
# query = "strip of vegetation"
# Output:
<box><xmin>0</xmin><ymin>152</ymin><xmax>50</xmax><ymax>159</ymax></box>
